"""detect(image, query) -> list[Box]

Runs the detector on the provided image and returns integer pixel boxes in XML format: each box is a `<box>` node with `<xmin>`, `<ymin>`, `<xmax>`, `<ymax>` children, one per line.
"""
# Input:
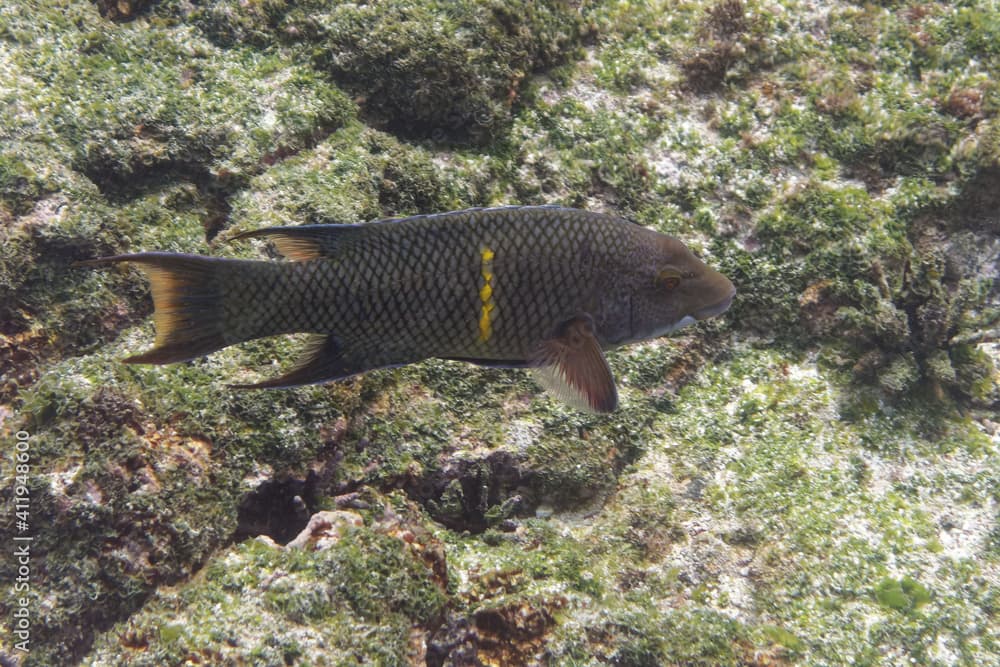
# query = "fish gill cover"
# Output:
<box><xmin>0</xmin><ymin>0</ymin><xmax>998</xmax><ymax>666</ymax></box>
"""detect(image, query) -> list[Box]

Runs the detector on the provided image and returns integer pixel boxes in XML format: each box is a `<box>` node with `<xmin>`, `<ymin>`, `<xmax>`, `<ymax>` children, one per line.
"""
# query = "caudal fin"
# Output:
<box><xmin>77</xmin><ymin>253</ymin><xmax>229</xmax><ymax>364</ymax></box>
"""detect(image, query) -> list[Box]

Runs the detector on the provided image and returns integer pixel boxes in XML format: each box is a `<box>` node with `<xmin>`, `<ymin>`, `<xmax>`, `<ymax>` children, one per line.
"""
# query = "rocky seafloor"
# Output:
<box><xmin>0</xmin><ymin>0</ymin><xmax>998</xmax><ymax>665</ymax></box>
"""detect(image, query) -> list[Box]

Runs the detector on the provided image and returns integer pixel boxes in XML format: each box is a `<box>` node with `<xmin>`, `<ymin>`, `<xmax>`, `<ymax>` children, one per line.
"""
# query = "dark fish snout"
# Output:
<box><xmin>693</xmin><ymin>284</ymin><xmax>736</xmax><ymax>321</ymax></box>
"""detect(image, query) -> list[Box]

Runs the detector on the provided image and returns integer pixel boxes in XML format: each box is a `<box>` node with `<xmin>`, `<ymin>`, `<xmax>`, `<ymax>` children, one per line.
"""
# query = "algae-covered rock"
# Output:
<box><xmin>294</xmin><ymin>0</ymin><xmax>584</xmax><ymax>143</ymax></box>
<box><xmin>1</xmin><ymin>0</ymin><xmax>999</xmax><ymax>665</ymax></box>
<box><xmin>191</xmin><ymin>0</ymin><xmax>585</xmax><ymax>143</ymax></box>
<box><xmin>86</xmin><ymin>494</ymin><xmax>448</xmax><ymax>666</ymax></box>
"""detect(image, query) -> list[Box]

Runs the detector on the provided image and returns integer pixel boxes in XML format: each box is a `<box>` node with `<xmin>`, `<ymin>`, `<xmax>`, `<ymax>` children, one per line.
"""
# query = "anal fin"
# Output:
<box><xmin>531</xmin><ymin>315</ymin><xmax>618</xmax><ymax>413</ymax></box>
<box><xmin>230</xmin><ymin>334</ymin><xmax>358</xmax><ymax>389</ymax></box>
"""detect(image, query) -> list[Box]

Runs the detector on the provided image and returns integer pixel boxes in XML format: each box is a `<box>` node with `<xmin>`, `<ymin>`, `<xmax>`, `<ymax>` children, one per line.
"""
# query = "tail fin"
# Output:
<box><xmin>77</xmin><ymin>253</ymin><xmax>229</xmax><ymax>364</ymax></box>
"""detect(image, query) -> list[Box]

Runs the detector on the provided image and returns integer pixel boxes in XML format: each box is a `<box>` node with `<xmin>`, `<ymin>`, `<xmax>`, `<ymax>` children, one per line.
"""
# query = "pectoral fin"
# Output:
<box><xmin>531</xmin><ymin>316</ymin><xmax>618</xmax><ymax>413</ymax></box>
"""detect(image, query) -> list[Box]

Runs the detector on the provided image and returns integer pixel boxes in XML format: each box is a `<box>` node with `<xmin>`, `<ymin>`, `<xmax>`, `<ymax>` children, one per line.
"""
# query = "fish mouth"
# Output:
<box><xmin>693</xmin><ymin>287</ymin><xmax>736</xmax><ymax>321</ymax></box>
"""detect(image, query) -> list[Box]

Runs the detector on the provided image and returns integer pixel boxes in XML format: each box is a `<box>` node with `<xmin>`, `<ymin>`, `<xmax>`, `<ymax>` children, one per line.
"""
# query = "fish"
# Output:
<box><xmin>78</xmin><ymin>206</ymin><xmax>735</xmax><ymax>413</ymax></box>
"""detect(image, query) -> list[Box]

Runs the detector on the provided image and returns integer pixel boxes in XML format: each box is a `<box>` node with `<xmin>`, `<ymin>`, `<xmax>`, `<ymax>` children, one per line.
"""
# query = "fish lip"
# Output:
<box><xmin>693</xmin><ymin>287</ymin><xmax>736</xmax><ymax>321</ymax></box>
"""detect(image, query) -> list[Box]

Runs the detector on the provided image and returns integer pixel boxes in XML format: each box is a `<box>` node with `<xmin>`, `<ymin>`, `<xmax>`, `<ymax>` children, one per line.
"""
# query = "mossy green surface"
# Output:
<box><xmin>181</xmin><ymin>0</ymin><xmax>584</xmax><ymax>143</ymax></box>
<box><xmin>86</xmin><ymin>511</ymin><xmax>447</xmax><ymax>666</ymax></box>
<box><xmin>1</xmin><ymin>0</ymin><xmax>998</xmax><ymax>665</ymax></box>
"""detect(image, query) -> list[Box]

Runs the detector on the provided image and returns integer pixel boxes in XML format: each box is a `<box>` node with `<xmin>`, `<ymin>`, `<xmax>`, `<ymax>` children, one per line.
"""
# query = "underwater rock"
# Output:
<box><xmin>189</xmin><ymin>0</ymin><xmax>585</xmax><ymax>143</ymax></box>
<box><xmin>92</xmin><ymin>0</ymin><xmax>151</xmax><ymax>21</ymax></box>
<box><xmin>293</xmin><ymin>0</ymin><xmax>585</xmax><ymax>142</ymax></box>
<box><xmin>284</xmin><ymin>510</ymin><xmax>364</xmax><ymax>550</ymax></box>
<box><xmin>2</xmin><ymin>1</ymin><xmax>999</xmax><ymax>665</ymax></box>
<box><xmin>403</xmin><ymin>448</ymin><xmax>535</xmax><ymax>533</ymax></box>
<box><xmin>428</xmin><ymin>596</ymin><xmax>566</xmax><ymax>667</ymax></box>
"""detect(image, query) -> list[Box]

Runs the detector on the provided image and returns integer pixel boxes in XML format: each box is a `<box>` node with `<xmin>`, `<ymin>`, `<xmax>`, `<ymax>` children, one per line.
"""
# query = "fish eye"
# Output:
<box><xmin>656</xmin><ymin>269</ymin><xmax>681</xmax><ymax>290</ymax></box>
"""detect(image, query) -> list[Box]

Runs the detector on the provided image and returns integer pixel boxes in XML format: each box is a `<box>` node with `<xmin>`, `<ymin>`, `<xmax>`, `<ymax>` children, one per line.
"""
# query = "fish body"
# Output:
<box><xmin>81</xmin><ymin>206</ymin><xmax>735</xmax><ymax>412</ymax></box>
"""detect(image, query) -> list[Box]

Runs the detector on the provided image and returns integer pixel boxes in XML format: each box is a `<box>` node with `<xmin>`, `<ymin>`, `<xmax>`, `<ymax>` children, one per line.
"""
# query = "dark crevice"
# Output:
<box><xmin>81</xmin><ymin>160</ymin><xmax>241</xmax><ymax>242</ymax></box>
<box><xmin>92</xmin><ymin>0</ymin><xmax>154</xmax><ymax>22</ymax></box>
<box><xmin>950</xmin><ymin>166</ymin><xmax>1000</xmax><ymax>232</ymax></box>
<box><xmin>400</xmin><ymin>450</ymin><xmax>537</xmax><ymax>534</ymax></box>
<box><xmin>77</xmin><ymin>120</ymin><xmax>342</xmax><ymax>242</ymax></box>
<box><xmin>427</xmin><ymin>599</ymin><xmax>562</xmax><ymax>667</ymax></box>
<box><xmin>233</xmin><ymin>473</ymin><xmax>323</xmax><ymax>545</ymax></box>
<box><xmin>231</xmin><ymin>437</ymin><xmax>346</xmax><ymax>545</ymax></box>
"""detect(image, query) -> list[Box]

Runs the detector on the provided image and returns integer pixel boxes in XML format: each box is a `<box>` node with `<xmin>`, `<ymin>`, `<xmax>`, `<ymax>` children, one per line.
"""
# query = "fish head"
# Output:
<box><xmin>626</xmin><ymin>233</ymin><xmax>735</xmax><ymax>342</ymax></box>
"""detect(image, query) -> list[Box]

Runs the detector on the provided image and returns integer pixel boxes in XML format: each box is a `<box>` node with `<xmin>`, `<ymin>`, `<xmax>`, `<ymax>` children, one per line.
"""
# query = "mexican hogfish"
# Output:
<box><xmin>81</xmin><ymin>206</ymin><xmax>735</xmax><ymax>412</ymax></box>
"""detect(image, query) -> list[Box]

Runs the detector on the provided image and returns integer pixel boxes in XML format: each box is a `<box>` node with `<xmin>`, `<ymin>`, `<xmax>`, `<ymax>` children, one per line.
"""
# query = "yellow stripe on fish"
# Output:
<box><xmin>478</xmin><ymin>246</ymin><xmax>496</xmax><ymax>342</ymax></box>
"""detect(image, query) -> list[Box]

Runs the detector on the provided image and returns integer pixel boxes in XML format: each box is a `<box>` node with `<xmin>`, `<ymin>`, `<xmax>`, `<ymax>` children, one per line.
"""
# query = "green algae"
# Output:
<box><xmin>0</xmin><ymin>0</ymin><xmax>354</xmax><ymax>403</ymax></box>
<box><xmin>185</xmin><ymin>0</ymin><xmax>584</xmax><ymax>143</ymax></box>
<box><xmin>1</xmin><ymin>0</ymin><xmax>999</xmax><ymax>665</ymax></box>
<box><xmin>225</xmin><ymin>123</ymin><xmax>464</xmax><ymax>232</ymax></box>
<box><xmin>876</xmin><ymin>576</ymin><xmax>933</xmax><ymax>612</ymax></box>
<box><xmin>86</xmin><ymin>517</ymin><xmax>446</xmax><ymax>666</ymax></box>
<box><xmin>655</xmin><ymin>346</ymin><xmax>999</xmax><ymax>664</ymax></box>
<box><xmin>2</xmin><ymin>3</ymin><xmax>353</xmax><ymax>194</ymax></box>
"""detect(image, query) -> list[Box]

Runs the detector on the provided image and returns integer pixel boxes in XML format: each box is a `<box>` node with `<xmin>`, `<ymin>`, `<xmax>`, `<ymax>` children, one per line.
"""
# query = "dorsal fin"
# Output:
<box><xmin>227</xmin><ymin>224</ymin><xmax>367</xmax><ymax>261</ymax></box>
<box><xmin>531</xmin><ymin>315</ymin><xmax>618</xmax><ymax>413</ymax></box>
<box><xmin>227</xmin><ymin>207</ymin><xmax>586</xmax><ymax>261</ymax></box>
